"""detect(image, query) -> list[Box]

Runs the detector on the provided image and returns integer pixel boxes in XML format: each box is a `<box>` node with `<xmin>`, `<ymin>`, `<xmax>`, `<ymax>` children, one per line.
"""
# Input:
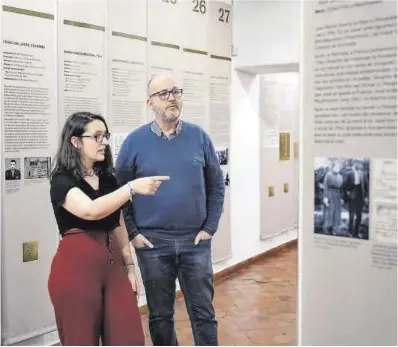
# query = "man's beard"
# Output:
<box><xmin>154</xmin><ymin>108</ymin><xmax>180</xmax><ymax>123</ymax></box>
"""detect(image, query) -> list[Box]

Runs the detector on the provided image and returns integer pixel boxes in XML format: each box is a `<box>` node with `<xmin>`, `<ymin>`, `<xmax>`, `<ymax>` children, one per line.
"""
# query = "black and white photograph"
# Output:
<box><xmin>4</xmin><ymin>158</ymin><xmax>21</xmax><ymax>181</ymax></box>
<box><xmin>216</xmin><ymin>148</ymin><xmax>230</xmax><ymax>187</ymax></box>
<box><xmin>24</xmin><ymin>157</ymin><xmax>51</xmax><ymax>180</ymax></box>
<box><xmin>216</xmin><ymin>148</ymin><xmax>228</xmax><ymax>166</ymax></box>
<box><xmin>221</xmin><ymin>168</ymin><xmax>230</xmax><ymax>187</ymax></box>
<box><xmin>314</xmin><ymin>157</ymin><xmax>370</xmax><ymax>240</ymax></box>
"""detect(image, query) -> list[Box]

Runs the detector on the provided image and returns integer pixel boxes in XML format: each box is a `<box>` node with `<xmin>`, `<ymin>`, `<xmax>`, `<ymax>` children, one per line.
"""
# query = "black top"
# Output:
<box><xmin>50</xmin><ymin>169</ymin><xmax>121</xmax><ymax>236</ymax></box>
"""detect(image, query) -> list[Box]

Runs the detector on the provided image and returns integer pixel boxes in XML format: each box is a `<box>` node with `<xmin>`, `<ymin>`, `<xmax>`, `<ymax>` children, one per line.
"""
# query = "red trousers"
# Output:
<box><xmin>48</xmin><ymin>229</ymin><xmax>145</xmax><ymax>346</ymax></box>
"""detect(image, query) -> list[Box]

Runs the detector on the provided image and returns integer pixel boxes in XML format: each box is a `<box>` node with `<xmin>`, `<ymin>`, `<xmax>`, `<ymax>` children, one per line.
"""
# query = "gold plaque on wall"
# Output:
<box><xmin>283</xmin><ymin>183</ymin><xmax>289</xmax><ymax>193</ymax></box>
<box><xmin>23</xmin><ymin>241</ymin><xmax>39</xmax><ymax>262</ymax></box>
<box><xmin>268</xmin><ymin>186</ymin><xmax>275</xmax><ymax>197</ymax></box>
<box><xmin>294</xmin><ymin>142</ymin><xmax>299</xmax><ymax>159</ymax></box>
<box><xmin>279</xmin><ymin>132</ymin><xmax>290</xmax><ymax>161</ymax></box>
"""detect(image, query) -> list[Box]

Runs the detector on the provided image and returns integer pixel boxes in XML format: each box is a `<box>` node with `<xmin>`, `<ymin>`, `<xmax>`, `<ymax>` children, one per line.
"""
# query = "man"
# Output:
<box><xmin>115</xmin><ymin>74</ymin><xmax>225</xmax><ymax>346</ymax></box>
<box><xmin>343</xmin><ymin>160</ymin><xmax>368</xmax><ymax>238</ymax></box>
<box><xmin>5</xmin><ymin>160</ymin><xmax>21</xmax><ymax>180</ymax></box>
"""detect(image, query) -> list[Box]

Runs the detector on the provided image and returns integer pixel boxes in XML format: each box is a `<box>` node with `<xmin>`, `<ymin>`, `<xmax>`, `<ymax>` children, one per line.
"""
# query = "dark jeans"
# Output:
<box><xmin>135</xmin><ymin>237</ymin><xmax>218</xmax><ymax>346</ymax></box>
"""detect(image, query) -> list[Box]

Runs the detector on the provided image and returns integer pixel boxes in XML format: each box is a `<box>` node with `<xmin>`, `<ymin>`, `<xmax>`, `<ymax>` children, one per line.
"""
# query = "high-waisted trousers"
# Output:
<box><xmin>48</xmin><ymin>229</ymin><xmax>145</xmax><ymax>346</ymax></box>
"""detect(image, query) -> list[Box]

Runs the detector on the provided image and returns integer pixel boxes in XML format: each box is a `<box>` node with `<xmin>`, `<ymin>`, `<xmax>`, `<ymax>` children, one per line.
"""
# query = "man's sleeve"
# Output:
<box><xmin>115</xmin><ymin>137</ymin><xmax>139</xmax><ymax>241</ymax></box>
<box><xmin>201</xmin><ymin>131</ymin><xmax>226</xmax><ymax>235</ymax></box>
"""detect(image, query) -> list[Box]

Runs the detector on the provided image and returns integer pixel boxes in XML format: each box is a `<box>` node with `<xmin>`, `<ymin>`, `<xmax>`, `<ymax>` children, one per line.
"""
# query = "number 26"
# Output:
<box><xmin>193</xmin><ymin>0</ymin><xmax>206</xmax><ymax>14</ymax></box>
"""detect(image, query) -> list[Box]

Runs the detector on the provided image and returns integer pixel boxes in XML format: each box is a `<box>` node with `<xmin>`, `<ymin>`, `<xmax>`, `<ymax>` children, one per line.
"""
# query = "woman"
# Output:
<box><xmin>48</xmin><ymin>112</ymin><xmax>169</xmax><ymax>345</ymax></box>
<box><xmin>322</xmin><ymin>160</ymin><xmax>343</xmax><ymax>236</ymax></box>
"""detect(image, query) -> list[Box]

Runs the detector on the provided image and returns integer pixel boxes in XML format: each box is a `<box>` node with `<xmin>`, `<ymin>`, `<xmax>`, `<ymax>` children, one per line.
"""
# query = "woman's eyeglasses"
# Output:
<box><xmin>80</xmin><ymin>132</ymin><xmax>111</xmax><ymax>143</ymax></box>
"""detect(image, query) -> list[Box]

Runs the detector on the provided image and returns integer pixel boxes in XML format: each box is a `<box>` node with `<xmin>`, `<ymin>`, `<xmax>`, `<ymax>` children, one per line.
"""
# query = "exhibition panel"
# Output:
<box><xmin>299</xmin><ymin>1</ymin><xmax>397</xmax><ymax>345</ymax></box>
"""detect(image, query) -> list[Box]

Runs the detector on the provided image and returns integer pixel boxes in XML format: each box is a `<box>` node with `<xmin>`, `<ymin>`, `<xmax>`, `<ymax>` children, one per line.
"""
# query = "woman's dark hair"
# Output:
<box><xmin>50</xmin><ymin>112</ymin><xmax>113</xmax><ymax>180</ymax></box>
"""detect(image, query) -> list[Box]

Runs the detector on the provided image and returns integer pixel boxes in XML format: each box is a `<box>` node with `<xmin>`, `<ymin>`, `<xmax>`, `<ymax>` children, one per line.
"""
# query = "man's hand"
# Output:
<box><xmin>131</xmin><ymin>234</ymin><xmax>154</xmax><ymax>249</ymax></box>
<box><xmin>194</xmin><ymin>230</ymin><xmax>213</xmax><ymax>245</ymax></box>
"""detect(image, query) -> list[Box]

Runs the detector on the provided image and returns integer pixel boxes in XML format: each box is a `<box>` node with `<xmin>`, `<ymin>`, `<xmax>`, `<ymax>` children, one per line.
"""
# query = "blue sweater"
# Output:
<box><xmin>115</xmin><ymin>122</ymin><xmax>225</xmax><ymax>240</ymax></box>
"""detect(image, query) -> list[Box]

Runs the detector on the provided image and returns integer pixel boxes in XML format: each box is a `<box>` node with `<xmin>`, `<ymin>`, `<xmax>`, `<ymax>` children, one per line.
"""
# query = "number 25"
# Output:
<box><xmin>193</xmin><ymin>0</ymin><xmax>206</xmax><ymax>14</ymax></box>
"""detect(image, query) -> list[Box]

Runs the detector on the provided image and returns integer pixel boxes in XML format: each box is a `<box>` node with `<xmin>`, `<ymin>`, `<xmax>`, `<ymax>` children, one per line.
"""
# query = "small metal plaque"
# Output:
<box><xmin>268</xmin><ymin>186</ymin><xmax>275</xmax><ymax>197</ymax></box>
<box><xmin>279</xmin><ymin>132</ymin><xmax>291</xmax><ymax>161</ymax></box>
<box><xmin>283</xmin><ymin>183</ymin><xmax>289</xmax><ymax>193</ymax></box>
<box><xmin>23</xmin><ymin>241</ymin><xmax>38</xmax><ymax>262</ymax></box>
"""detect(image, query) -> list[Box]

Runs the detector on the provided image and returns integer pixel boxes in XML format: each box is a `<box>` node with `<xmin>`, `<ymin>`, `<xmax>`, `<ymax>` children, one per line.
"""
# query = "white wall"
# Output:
<box><xmin>233</xmin><ymin>0</ymin><xmax>301</xmax><ymax>66</ymax></box>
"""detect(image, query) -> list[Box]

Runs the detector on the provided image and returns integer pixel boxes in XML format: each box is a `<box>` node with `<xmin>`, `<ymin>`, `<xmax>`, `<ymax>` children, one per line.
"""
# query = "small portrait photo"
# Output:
<box><xmin>216</xmin><ymin>147</ymin><xmax>230</xmax><ymax>186</ymax></box>
<box><xmin>314</xmin><ymin>157</ymin><xmax>370</xmax><ymax>240</ymax></box>
<box><xmin>24</xmin><ymin>157</ymin><xmax>51</xmax><ymax>180</ymax></box>
<box><xmin>5</xmin><ymin>158</ymin><xmax>21</xmax><ymax>180</ymax></box>
<box><xmin>216</xmin><ymin>148</ymin><xmax>228</xmax><ymax>166</ymax></box>
<box><xmin>221</xmin><ymin>167</ymin><xmax>230</xmax><ymax>187</ymax></box>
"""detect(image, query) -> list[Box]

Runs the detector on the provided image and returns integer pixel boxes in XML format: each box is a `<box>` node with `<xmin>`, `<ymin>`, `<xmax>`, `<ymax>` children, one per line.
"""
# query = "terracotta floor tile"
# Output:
<box><xmin>141</xmin><ymin>244</ymin><xmax>297</xmax><ymax>345</ymax></box>
<box><xmin>273</xmin><ymin>334</ymin><xmax>295</xmax><ymax>345</ymax></box>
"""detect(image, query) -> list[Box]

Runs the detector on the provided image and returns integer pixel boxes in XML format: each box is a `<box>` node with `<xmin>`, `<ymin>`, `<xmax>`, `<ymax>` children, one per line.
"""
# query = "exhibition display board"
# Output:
<box><xmin>0</xmin><ymin>3</ymin><xmax>2</xmax><ymax>343</ymax></box>
<box><xmin>206</xmin><ymin>0</ymin><xmax>232</xmax><ymax>262</ymax></box>
<box><xmin>0</xmin><ymin>0</ymin><xmax>233</xmax><ymax>344</ymax></box>
<box><xmin>259</xmin><ymin>75</ymin><xmax>299</xmax><ymax>240</ymax></box>
<box><xmin>58</xmin><ymin>0</ymin><xmax>107</xmax><ymax>126</ymax></box>
<box><xmin>299</xmin><ymin>1</ymin><xmax>397</xmax><ymax>345</ymax></box>
<box><xmin>1</xmin><ymin>0</ymin><xmax>58</xmax><ymax>344</ymax></box>
<box><xmin>106</xmin><ymin>0</ymin><xmax>149</xmax><ymax>301</ymax></box>
<box><xmin>107</xmin><ymin>0</ymin><xmax>147</xmax><ymax>156</ymax></box>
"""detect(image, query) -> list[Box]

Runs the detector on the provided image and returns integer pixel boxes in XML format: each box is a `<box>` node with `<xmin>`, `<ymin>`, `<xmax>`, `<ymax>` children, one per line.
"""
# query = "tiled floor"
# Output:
<box><xmin>141</xmin><ymin>243</ymin><xmax>297</xmax><ymax>346</ymax></box>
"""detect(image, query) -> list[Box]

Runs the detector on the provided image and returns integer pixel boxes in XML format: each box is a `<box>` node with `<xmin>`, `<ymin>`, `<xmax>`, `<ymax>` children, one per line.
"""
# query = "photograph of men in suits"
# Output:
<box><xmin>343</xmin><ymin>160</ymin><xmax>368</xmax><ymax>238</ymax></box>
<box><xmin>5</xmin><ymin>159</ymin><xmax>21</xmax><ymax>180</ymax></box>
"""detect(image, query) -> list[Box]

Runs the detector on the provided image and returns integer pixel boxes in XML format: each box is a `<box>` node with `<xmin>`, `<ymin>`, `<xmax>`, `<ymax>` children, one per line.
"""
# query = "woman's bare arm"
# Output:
<box><xmin>62</xmin><ymin>175</ymin><xmax>170</xmax><ymax>221</ymax></box>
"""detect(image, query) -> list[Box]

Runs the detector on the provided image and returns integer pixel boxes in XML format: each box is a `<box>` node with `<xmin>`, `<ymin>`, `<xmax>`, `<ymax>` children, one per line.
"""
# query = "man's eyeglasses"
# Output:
<box><xmin>149</xmin><ymin>88</ymin><xmax>183</xmax><ymax>101</ymax></box>
<box><xmin>81</xmin><ymin>132</ymin><xmax>111</xmax><ymax>143</ymax></box>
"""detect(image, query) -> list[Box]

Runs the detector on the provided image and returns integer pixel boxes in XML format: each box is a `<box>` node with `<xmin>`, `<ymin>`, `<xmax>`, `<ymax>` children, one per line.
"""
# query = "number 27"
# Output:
<box><xmin>218</xmin><ymin>8</ymin><xmax>230</xmax><ymax>23</ymax></box>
